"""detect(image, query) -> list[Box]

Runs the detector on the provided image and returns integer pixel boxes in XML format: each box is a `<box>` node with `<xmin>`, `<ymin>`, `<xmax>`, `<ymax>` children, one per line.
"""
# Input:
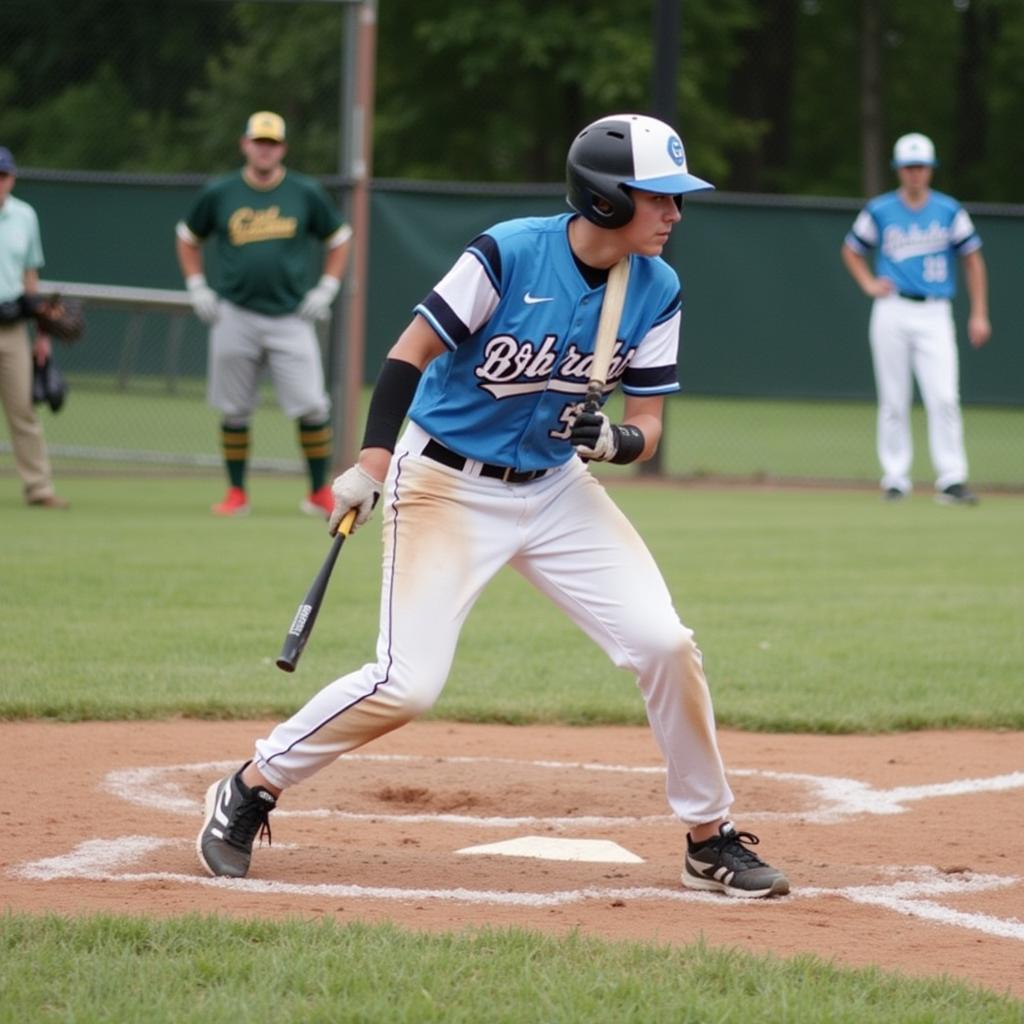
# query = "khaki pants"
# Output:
<box><xmin>0</xmin><ymin>321</ymin><xmax>55</xmax><ymax>502</ymax></box>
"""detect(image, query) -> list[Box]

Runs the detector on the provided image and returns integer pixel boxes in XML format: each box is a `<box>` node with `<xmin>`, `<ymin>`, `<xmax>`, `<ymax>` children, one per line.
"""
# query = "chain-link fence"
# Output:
<box><xmin>4</xmin><ymin>271</ymin><xmax>1019</xmax><ymax>490</ymax></box>
<box><xmin>3</xmin><ymin>0</ymin><xmax>1022</xmax><ymax>490</ymax></box>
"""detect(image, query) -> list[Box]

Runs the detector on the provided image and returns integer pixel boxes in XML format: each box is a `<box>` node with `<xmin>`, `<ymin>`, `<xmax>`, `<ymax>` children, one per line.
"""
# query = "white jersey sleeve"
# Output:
<box><xmin>950</xmin><ymin>208</ymin><xmax>981</xmax><ymax>254</ymax></box>
<box><xmin>414</xmin><ymin>246</ymin><xmax>500</xmax><ymax>349</ymax></box>
<box><xmin>845</xmin><ymin>208</ymin><xmax>878</xmax><ymax>253</ymax></box>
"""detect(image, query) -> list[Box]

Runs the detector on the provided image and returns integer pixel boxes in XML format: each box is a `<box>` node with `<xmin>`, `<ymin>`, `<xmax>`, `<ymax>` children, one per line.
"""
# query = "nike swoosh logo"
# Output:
<box><xmin>523</xmin><ymin>292</ymin><xmax>554</xmax><ymax>305</ymax></box>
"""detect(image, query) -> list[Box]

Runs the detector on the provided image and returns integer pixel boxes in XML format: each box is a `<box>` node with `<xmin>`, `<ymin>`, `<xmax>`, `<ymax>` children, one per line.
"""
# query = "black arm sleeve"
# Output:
<box><xmin>360</xmin><ymin>358</ymin><xmax>423</xmax><ymax>452</ymax></box>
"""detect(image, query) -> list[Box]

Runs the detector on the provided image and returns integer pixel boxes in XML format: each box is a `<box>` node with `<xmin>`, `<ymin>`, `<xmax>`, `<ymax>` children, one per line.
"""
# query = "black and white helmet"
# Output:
<box><xmin>566</xmin><ymin>113</ymin><xmax>714</xmax><ymax>229</ymax></box>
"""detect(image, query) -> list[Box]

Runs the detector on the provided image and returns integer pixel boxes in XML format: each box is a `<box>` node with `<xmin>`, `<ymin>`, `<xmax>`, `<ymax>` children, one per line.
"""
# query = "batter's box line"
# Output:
<box><xmin>102</xmin><ymin>759</ymin><xmax>1024</xmax><ymax>827</ymax></box>
<box><xmin>11</xmin><ymin>837</ymin><xmax>1024</xmax><ymax>942</ymax></box>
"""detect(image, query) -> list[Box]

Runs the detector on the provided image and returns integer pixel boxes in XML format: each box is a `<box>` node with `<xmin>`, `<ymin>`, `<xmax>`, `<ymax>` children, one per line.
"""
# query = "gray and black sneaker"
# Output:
<box><xmin>682</xmin><ymin>822</ymin><xmax>789</xmax><ymax>898</ymax></box>
<box><xmin>196</xmin><ymin>762</ymin><xmax>276</xmax><ymax>878</ymax></box>
<box><xmin>935</xmin><ymin>483</ymin><xmax>978</xmax><ymax>506</ymax></box>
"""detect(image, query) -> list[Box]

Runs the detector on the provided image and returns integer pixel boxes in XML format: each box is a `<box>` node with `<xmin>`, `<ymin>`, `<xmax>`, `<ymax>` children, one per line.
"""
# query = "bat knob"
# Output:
<box><xmin>583</xmin><ymin>384</ymin><xmax>603</xmax><ymax>413</ymax></box>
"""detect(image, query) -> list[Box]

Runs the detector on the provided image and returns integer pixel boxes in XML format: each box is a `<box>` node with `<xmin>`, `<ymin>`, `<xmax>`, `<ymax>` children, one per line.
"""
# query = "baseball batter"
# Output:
<box><xmin>198</xmin><ymin>114</ymin><xmax>789</xmax><ymax>899</ymax></box>
<box><xmin>176</xmin><ymin>111</ymin><xmax>352</xmax><ymax>518</ymax></box>
<box><xmin>841</xmin><ymin>132</ymin><xmax>990</xmax><ymax>504</ymax></box>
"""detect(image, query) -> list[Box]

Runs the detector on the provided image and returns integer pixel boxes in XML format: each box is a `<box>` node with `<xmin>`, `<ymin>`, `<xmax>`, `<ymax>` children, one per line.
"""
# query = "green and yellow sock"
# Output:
<box><xmin>221</xmin><ymin>421</ymin><xmax>250</xmax><ymax>490</ymax></box>
<box><xmin>298</xmin><ymin>417</ymin><xmax>332</xmax><ymax>491</ymax></box>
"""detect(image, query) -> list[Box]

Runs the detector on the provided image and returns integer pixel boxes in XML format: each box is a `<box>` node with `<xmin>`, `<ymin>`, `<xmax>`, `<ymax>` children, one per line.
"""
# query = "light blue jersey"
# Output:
<box><xmin>844</xmin><ymin>190</ymin><xmax>981</xmax><ymax>300</ymax></box>
<box><xmin>409</xmin><ymin>214</ymin><xmax>682</xmax><ymax>471</ymax></box>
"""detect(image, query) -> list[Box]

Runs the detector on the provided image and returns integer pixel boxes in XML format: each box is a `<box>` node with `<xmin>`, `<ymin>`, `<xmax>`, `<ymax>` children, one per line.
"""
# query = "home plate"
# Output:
<box><xmin>456</xmin><ymin>836</ymin><xmax>644</xmax><ymax>863</ymax></box>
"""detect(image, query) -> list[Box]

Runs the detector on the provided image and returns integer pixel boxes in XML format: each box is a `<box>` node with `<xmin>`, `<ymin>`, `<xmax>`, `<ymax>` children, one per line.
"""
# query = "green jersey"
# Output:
<box><xmin>184</xmin><ymin>169</ymin><xmax>346</xmax><ymax>316</ymax></box>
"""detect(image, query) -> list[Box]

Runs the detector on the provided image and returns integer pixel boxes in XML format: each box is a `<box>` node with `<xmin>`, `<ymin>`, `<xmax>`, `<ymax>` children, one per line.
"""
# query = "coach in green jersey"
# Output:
<box><xmin>176</xmin><ymin>110</ymin><xmax>352</xmax><ymax>519</ymax></box>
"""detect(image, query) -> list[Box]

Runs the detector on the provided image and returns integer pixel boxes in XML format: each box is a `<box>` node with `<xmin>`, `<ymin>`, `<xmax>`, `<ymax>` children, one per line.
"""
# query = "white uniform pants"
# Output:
<box><xmin>254</xmin><ymin>423</ymin><xmax>735</xmax><ymax>827</ymax></box>
<box><xmin>869</xmin><ymin>295</ymin><xmax>968</xmax><ymax>493</ymax></box>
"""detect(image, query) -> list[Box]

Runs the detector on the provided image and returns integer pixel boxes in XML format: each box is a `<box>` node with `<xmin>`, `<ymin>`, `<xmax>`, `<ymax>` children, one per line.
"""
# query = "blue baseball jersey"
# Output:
<box><xmin>844</xmin><ymin>190</ymin><xmax>981</xmax><ymax>300</ymax></box>
<box><xmin>409</xmin><ymin>214</ymin><xmax>682</xmax><ymax>471</ymax></box>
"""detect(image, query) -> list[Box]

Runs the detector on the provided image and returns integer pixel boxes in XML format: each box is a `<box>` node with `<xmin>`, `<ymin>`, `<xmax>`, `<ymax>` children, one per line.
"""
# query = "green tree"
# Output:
<box><xmin>2</xmin><ymin>0</ymin><xmax>1022</xmax><ymax>202</ymax></box>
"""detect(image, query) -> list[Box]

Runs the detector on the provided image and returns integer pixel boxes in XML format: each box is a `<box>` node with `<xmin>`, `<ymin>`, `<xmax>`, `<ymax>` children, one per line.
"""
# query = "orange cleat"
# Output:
<box><xmin>300</xmin><ymin>484</ymin><xmax>334</xmax><ymax>519</ymax></box>
<box><xmin>212</xmin><ymin>486</ymin><xmax>249</xmax><ymax>517</ymax></box>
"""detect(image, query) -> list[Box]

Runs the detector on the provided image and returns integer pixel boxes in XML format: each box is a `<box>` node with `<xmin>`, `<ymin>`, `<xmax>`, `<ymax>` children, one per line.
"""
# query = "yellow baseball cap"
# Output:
<box><xmin>244</xmin><ymin>111</ymin><xmax>286</xmax><ymax>142</ymax></box>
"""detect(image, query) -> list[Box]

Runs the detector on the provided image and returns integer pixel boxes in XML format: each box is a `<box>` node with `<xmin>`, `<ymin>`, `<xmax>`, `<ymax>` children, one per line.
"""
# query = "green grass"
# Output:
<box><xmin>1</xmin><ymin>474</ymin><xmax>1021</xmax><ymax>730</ymax></box>
<box><xmin>2</xmin><ymin>473</ymin><xmax>1022</xmax><ymax>1019</ymax></box>
<box><xmin>1</xmin><ymin>915</ymin><xmax>1019</xmax><ymax>1024</ymax></box>
<box><xmin>5</xmin><ymin>382</ymin><xmax>1023</xmax><ymax>485</ymax></box>
<box><xmin>659</xmin><ymin>396</ymin><xmax>1023</xmax><ymax>485</ymax></box>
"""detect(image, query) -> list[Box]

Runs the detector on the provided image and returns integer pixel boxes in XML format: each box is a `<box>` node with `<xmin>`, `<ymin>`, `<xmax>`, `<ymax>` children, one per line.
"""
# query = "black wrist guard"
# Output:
<box><xmin>610</xmin><ymin>424</ymin><xmax>645</xmax><ymax>464</ymax></box>
<box><xmin>361</xmin><ymin>358</ymin><xmax>423</xmax><ymax>452</ymax></box>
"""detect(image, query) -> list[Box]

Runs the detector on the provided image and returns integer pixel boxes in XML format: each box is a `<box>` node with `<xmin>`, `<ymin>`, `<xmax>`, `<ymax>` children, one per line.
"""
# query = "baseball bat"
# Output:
<box><xmin>275</xmin><ymin>508</ymin><xmax>357</xmax><ymax>672</ymax></box>
<box><xmin>583</xmin><ymin>256</ymin><xmax>631</xmax><ymax>411</ymax></box>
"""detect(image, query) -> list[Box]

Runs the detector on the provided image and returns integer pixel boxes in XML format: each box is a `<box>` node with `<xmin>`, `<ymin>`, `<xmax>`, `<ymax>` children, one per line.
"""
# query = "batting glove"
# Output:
<box><xmin>329</xmin><ymin>464</ymin><xmax>383</xmax><ymax>534</ymax></box>
<box><xmin>569</xmin><ymin>409</ymin><xmax>620</xmax><ymax>461</ymax></box>
<box><xmin>185</xmin><ymin>274</ymin><xmax>220</xmax><ymax>324</ymax></box>
<box><xmin>569</xmin><ymin>409</ymin><xmax>647</xmax><ymax>465</ymax></box>
<box><xmin>298</xmin><ymin>275</ymin><xmax>341</xmax><ymax>323</ymax></box>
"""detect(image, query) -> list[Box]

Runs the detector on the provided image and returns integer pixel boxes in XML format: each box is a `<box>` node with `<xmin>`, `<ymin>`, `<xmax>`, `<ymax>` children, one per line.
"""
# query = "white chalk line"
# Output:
<box><xmin>12</xmin><ymin>836</ymin><xmax>1024</xmax><ymax>941</ymax></box>
<box><xmin>102</xmin><ymin>758</ymin><xmax>1024</xmax><ymax>828</ymax></box>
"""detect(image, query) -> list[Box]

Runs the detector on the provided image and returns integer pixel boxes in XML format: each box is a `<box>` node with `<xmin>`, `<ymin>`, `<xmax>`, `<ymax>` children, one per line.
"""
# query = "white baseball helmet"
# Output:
<box><xmin>892</xmin><ymin>133</ymin><xmax>937</xmax><ymax>168</ymax></box>
<box><xmin>566</xmin><ymin>113</ymin><xmax>714</xmax><ymax>229</ymax></box>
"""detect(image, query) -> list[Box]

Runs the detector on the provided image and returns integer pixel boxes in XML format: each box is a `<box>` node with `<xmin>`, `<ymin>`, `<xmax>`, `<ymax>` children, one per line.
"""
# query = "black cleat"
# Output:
<box><xmin>935</xmin><ymin>483</ymin><xmax>978</xmax><ymax>506</ymax></box>
<box><xmin>883</xmin><ymin>487</ymin><xmax>907</xmax><ymax>502</ymax></box>
<box><xmin>682</xmin><ymin>822</ymin><xmax>789</xmax><ymax>899</ymax></box>
<box><xmin>196</xmin><ymin>762</ymin><xmax>276</xmax><ymax>878</ymax></box>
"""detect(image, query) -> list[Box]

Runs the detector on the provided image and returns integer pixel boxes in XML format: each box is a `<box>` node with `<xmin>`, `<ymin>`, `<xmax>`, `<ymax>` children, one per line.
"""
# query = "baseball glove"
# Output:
<box><xmin>25</xmin><ymin>293</ymin><xmax>85</xmax><ymax>343</ymax></box>
<box><xmin>32</xmin><ymin>355</ymin><xmax>67</xmax><ymax>413</ymax></box>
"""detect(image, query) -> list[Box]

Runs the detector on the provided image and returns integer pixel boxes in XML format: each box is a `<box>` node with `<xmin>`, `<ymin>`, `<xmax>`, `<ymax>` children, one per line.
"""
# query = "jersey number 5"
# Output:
<box><xmin>550</xmin><ymin>401</ymin><xmax>586</xmax><ymax>441</ymax></box>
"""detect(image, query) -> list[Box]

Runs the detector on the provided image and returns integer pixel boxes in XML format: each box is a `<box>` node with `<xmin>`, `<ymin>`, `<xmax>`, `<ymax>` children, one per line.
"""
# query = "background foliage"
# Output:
<box><xmin>3</xmin><ymin>0</ymin><xmax>1024</xmax><ymax>201</ymax></box>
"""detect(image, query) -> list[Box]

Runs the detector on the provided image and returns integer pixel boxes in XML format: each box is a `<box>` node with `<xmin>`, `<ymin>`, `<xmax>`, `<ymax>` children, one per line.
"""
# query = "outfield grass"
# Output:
<box><xmin>1</xmin><ymin>474</ymin><xmax>1020</xmax><ymax>730</ymax></box>
<box><xmin>1</xmin><ymin>915</ymin><xmax>1020</xmax><ymax>1024</ymax></box>
<box><xmin>4</xmin><ymin>383</ymin><xmax>1022</xmax><ymax>486</ymax></box>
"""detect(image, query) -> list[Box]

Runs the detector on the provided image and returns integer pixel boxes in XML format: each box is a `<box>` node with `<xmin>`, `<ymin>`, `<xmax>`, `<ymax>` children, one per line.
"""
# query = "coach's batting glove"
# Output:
<box><xmin>569</xmin><ymin>409</ymin><xmax>646</xmax><ymax>465</ymax></box>
<box><xmin>298</xmin><ymin>275</ymin><xmax>341</xmax><ymax>323</ymax></box>
<box><xmin>329</xmin><ymin>464</ymin><xmax>383</xmax><ymax>534</ymax></box>
<box><xmin>185</xmin><ymin>274</ymin><xmax>220</xmax><ymax>324</ymax></box>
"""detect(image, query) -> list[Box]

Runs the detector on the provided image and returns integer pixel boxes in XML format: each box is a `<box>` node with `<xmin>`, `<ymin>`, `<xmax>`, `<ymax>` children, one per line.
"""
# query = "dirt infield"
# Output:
<box><xmin>2</xmin><ymin>721</ymin><xmax>1022</xmax><ymax>999</ymax></box>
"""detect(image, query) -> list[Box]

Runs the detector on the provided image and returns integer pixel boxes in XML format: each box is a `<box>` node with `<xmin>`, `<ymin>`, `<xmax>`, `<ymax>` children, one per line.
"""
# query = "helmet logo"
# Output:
<box><xmin>667</xmin><ymin>135</ymin><xmax>685</xmax><ymax>167</ymax></box>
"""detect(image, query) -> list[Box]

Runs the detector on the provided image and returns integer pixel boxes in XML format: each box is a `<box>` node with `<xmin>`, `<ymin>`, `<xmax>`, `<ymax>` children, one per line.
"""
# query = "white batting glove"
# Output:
<box><xmin>298</xmin><ymin>275</ymin><xmax>341</xmax><ymax>322</ymax></box>
<box><xmin>569</xmin><ymin>409</ymin><xmax>619</xmax><ymax>462</ymax></box>
<box><xmin>185</xmin><ymin>274</ymin><xmax>220</xmax><ymax>324</ymax></box>
<box><xmin>329</xmin><ymin>464</ymin><xmax>383</xmax><ymax>534</ymax></box>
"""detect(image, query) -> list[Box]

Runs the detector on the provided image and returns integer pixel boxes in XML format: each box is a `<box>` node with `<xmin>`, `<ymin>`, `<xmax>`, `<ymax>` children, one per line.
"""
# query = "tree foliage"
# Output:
<box><xmin>2</xmin><ymin>0</ymin><xmax>1022</xmax><ymax>201</ymax></box>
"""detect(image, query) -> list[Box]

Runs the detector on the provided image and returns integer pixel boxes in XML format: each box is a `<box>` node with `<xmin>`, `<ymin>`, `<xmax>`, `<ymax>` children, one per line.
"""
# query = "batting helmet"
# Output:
<box><xmin>566</xmin><ymin>114</ymin><xmax>713</xmax><ymax>229</ymax></box>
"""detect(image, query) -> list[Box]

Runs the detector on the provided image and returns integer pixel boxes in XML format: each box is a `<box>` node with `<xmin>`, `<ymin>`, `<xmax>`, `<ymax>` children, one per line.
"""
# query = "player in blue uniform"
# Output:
<box><xmin>842</xmin><ymin>133</ymin><xmax>991</xmax><ymax>504</ymax></box>
<box><xmin>198</xmin><ymin>114</ymin><xmax>789</xmax><ymax>899</ymax></box>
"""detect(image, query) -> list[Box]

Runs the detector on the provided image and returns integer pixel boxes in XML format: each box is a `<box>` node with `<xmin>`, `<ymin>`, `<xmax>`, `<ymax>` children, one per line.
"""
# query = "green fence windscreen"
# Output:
<box><xmin>17</xmin><ymin>176</ymin><xmax>1024</xmax><ymax>406</ymax></box>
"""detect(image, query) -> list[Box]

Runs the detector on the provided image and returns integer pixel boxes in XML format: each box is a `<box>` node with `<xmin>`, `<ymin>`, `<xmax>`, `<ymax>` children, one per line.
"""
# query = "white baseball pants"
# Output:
<box><xmin>869</xmin><ymin>295</ymin><xmax>968</xmax><ymax>493</ymax></box>
<box><xmin>254</xmin><ymin>422</ymin><xmax>735</xmax><ymax>827</ymax></box>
